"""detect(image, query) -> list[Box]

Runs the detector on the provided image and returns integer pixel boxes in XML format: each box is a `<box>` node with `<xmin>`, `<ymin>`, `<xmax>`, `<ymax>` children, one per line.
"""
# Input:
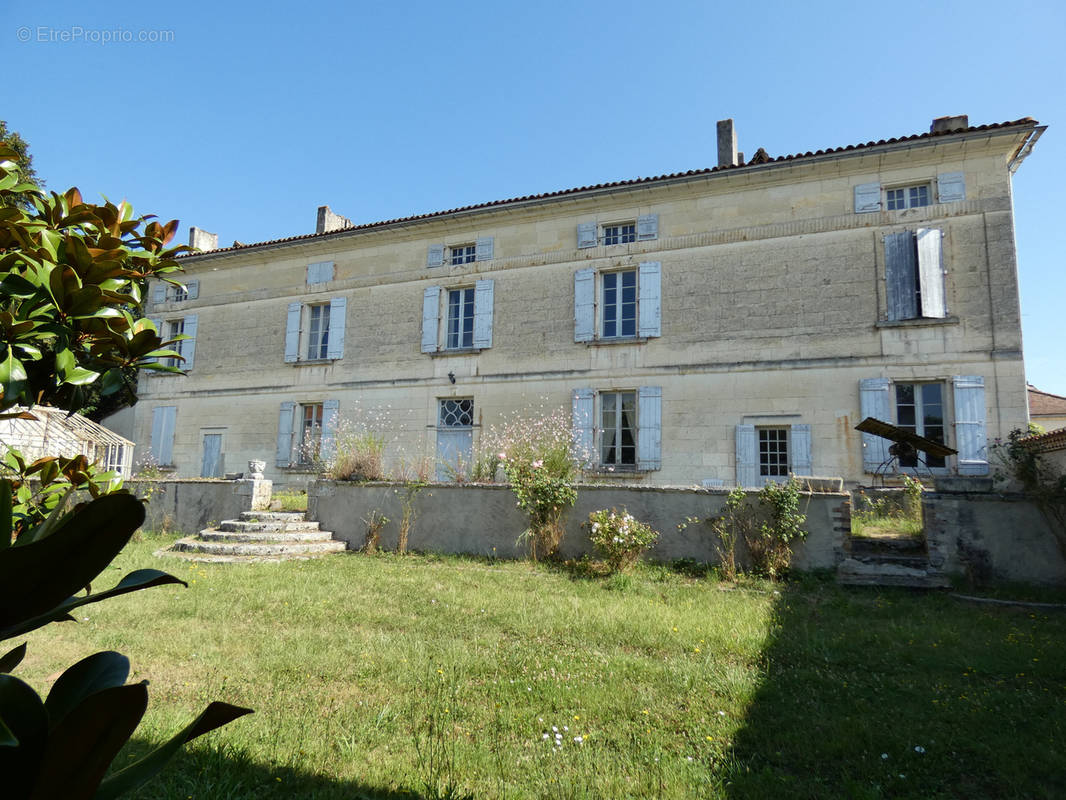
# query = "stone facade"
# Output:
<box><xmin>123</xmin><ymin>116</ymin><xmax>1044</xmax><ymax>488</ymax></box>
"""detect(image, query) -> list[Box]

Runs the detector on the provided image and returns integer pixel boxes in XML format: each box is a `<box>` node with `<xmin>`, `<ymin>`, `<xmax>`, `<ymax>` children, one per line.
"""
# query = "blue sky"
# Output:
<box><xmin>3</xmin><ymin>0</ymin><xmax>1064</xmax><ymax>394</ymax></box>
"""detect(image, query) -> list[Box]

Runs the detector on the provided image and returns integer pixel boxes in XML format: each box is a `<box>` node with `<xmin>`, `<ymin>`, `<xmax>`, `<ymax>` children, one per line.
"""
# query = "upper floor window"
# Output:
<box><xmin>601</xmin><ymin>270</ymin><xmax>637</xmax><ymax>339</ymax></box>
<box><xmin>449</xmin><ymin>244</ymin><xmax>476</xmax><ymax>266</ymax></box>
<box><xmin>577</xmin><ymin>215</ymin><xmax>659</xmax><ymax>248</ymax></box>
<box><xmin>427</xmin><ymin>237</ymin><xmax>494</xmax><ymax>268</ymax></box>
<box><xmin>574</xmin><ymin>262</ymin><xmax>661</xmax><ymax>343</ymax></box>
<box><xmin>886</xmin><ymin>184</ymin><xmax>930</xmax><ymax>210</ymax></box>
<box><xmin>152</xmin><ymin>280</ymin><xmax>198</xmax><ymax>305</ymax></box>
<box><xmin>854</xmin><ymin>172</ymin><xmax>966</xmax><ymax>213</ymax></box>
<box><xmin>602</xmin><ymin>223</ymin><xmax>636</xmax><ymax>246</ymax></box>
<box><xmin>884</xmin><ymin>228</ymin><xmax>946</xmax><ymax>321</ymax></box>
<box><xmin>306</xmin><ymin>303</ymin><xmax>331</xmax><ymax>360</ymax></box>
<box><xmin>149</xmin><ymin>314</ymin><xmax>198</xmax><ymax>371</ymax></box>
<box><xmin>306</xmin><ymin>261</ymin><xmax>335</xmax><ymax>285</ymax></box>
<box><xmin>421</xmin><ymin>280</ymin><xmax>494</xmax><ymax>353</ymax></box>
<box><xmin>446</xmin><ymin>288</ymin><xmax>476</xmax><ymax>350</ymax></box>
<box><xmin>284</xmin><ymin>297</ymin><xmax>346</xmax><ymax>362</ymax></box>
<box><xmin>165</xmin><ymin>319</ymin><xmax>186</xmax><ymax>367</ymax></box>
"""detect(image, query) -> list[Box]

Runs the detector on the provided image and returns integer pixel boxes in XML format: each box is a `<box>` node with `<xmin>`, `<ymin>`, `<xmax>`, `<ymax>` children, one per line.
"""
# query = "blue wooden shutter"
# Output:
<box><xmin>151</xmin><ymin>406</ymin><xmax>176</xmax><ymax>466</ymax></box>
<box><xmin>577</xmin><ymin>221</ymin><xmax>597</xmax><ymax>249</ymax></box>
<box><xmin>473</xmin><ymin>279</ymin><xmax>494</xmax><ymax>349</ymax></box>
<box><xmin>735</xmin><ymin>424</ymin><xmax>757</xmax><ymax>487</ymax></box>
<box><xmin>638</xmin><ymin>261</ymin><xmax>661</xmax><ymax>338</ymax></box>
<box><xmin>916</xmin><ymin>228</ymin><xmax>946</xmax><ymax>318</ymax></box>
<box><xmin>572</xmin><ymin>388</ymin><xmax>595</xmax><ymax>466</ymax></box>
<box><xmin>181</xmin><ymin>314</ymin><xmax>197</xmax><ymax>370</ymax></box>
<box><xmin>854</xmin><ymin>182</ymin><xmax>881</xmax><ymax>213</ymax></box>
<box><xmin>320</xmin><ymin>399</ymin><xmax>340</xmax><ymax>461</ymax></box>
<box><xmin>574</xmin><ymin>269</ymin><xmax>595</xmax><ymax>342</ymax></box>
<box><xmin>152</xmin><ymin>283</ymin><xmax>166</xmax><ymax>305</ymax></box>
<box><xmin>427</xmin><ymin>245</ymin><xmax>444</xmax><ymax>268</ymax></box>
<box><xmin>186</xmin><ymin>279</ymin><xmax>199</xmax><ymax>300</ymax></box>
<box><xmin>475</xmin><ymin>236</ymin><xmax>494</xmax><ymax>261</ymax></box>
<box><xmin>937</xmin><ymin>172</ymin><xmax>966</xmax><ymax>203</ymax></box>
<box><xmin>148</xmin><ymin>318</ymin><xmax>163</xmax><ymax>363</ymax></box>
<box><xmin>307</xmin><ymin>261</ymin><xmax>335</xmax><ymax>285</ymax></box>
<box><xmin>637</xmin><ymin>386</ymin><xmax>662</xmax><ymax>470</ymax></box>
<box><xmin>276</xmin><ymin>402</ymin><xmax>295</xmax><ymax>467</ymax></box>
<box><xmin>884</xmin><ymin>231</ymin><xmax>917</xmax><ymax>321</ymax></box>
<box><xmin>326</xmin><ymin>297</ymin><xmax>346</xmax><ymax>359</ymax></box>
<box><xmin>284</xmin><ymin>303</ymin><xmax>302</xmax><ymax>362</ymax></box>
<box><xmin>421</xmin><ymin>286</ymin><xmax>441</xmax><ymax>353</ymax></box>
<box><xmin>859</xmin><ymin>378</ymin><xmax>892</xmax><ymax>472</ymax></box>
<box><xmin>953</xmin><ymin>375</ymin><xmax>989</xmax><ymax>475</ymax></box>
<box><xmin>790</xmin><ymin>424</ymin><xmax>812</xmax><ymax>475</ymax></box>
<box><xmin>637</xmin><ymin>214</ymin><xmax>659</xmax><ymax>241</ymax></box>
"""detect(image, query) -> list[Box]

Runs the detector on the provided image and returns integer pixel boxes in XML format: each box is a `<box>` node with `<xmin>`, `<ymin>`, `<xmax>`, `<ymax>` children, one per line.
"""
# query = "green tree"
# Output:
<box><xmin>0</xmin><ymin>121</ymin><xmax>42</xmax><ymax>207</ymax></box>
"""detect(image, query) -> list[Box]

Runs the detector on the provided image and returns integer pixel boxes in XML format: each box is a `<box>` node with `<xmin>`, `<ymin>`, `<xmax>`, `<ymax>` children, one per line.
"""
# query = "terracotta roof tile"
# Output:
<box><xmin>1028</xmin><ymin>385</ymin><xmax>1066</xmax><ymax>416</ymax></box>
<box><xmin>182</xmin><ymin>117</ymin><xmax>1040</xmax><ymax>259</ymax></box>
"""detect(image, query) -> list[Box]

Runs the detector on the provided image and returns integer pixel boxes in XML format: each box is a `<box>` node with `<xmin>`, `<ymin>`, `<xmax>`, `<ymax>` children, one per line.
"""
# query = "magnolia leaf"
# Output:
<box><xmin>0</xmin><ymin>643</ymin><xmax>25</xmax><ymax>673</ymax></box>
<box><xmin>44</xmin><ymin>651</ymin><xmax>131</xmax><ymax>728</ymax></box>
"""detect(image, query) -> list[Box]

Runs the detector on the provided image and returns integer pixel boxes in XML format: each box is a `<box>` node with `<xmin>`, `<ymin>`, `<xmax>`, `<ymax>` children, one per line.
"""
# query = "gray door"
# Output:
<box><xmin>435</xmin><ymin>398</ymin><xmax>473</xmax><ymax>481</ymax></box>
<box><xmin>201</xmin><ymin>433</ymin><xmax>223</xmax><ymax>478</ymax></box>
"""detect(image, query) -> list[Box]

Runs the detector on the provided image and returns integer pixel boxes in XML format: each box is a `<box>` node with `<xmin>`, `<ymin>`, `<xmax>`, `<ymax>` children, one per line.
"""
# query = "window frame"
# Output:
<box><xmin>305</xmin><ymin>302</ymin><xmax>332</xmax><ymax>361</ymax></box>
<box><xmin>448</xmin><ymin>243</ymin><xmax>477</xmax><ymax>266</ymax></box>
<box><xmin>445</xmin><ymin>287</ymin><xmax>476</xmax><ymax>350</ymax></box>
<box><xmin>893</xmin><ymin>381</ymin><xmax>948</xmax><ymax>470</ymax></box>
<box><xmin>165</xmin><ymin>318</ymin><xmax>185</xmax><ymax>367</ymax></box>
<box><xmin>599</xmin><ymin>268</ymin><xmax>638</xmax><ymax>340</ymax></box>
<box><xmin>574</xmin><ymin>262</ymin><xmax>660</xmax><ymax>344</ymax></box>
<box><xmin>285</xmin><ymin>297</ymin><xmax>346</xmax><ymax>363</ymax></box>
<box><xmin>885</xmin><ymin>182</ymin><xmax>932</xmax><ymax>211</ymax></box>
<box><xmin>757</xmin><ymin>427</ymin><xmax>790</xmax><ymax>479</ymax></box>
<box><xmin>601</xmin><ymin>222</ymin><xmax>637</xmax><ymax>247</ymax></box>
<box><xmin>598</xmin><ymin>389</ymin><xmax>638</xmax><ymax>468</ymax></box>
<box><xmin>297</xmin><ymin>402</ymin><xmax>325</xmax><ymax>465</ymax></box>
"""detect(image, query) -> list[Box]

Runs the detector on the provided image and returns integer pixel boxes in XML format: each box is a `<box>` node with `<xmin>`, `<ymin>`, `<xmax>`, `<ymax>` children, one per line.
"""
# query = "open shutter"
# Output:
<box><xmin>574</xmin><ymin>269</ymin><xmax>595</xmax><ymax>342</ymax></box>
<box><xmin>859</xmin><ymin>378</ymin><xmax>892</xmax><ymax>472</ymax></box>
<box><xmin>152</xmin><ymin>283</ymin><xmax>166</xmax><ymax>305</ymax></box>
<box><xmin>427</xmin><ymin>245</ymin><xmax>444</xmax><ymax>268</ymax></box>
<box><xmin>577</xmin><ymin>221</ymin><xmax>597</xmax><ymax>249</ymax></box>
<box><xmin>916</xmin><ymin>228</ymin><xmax>946</xmax><ymax>318</ymax></box>
<box><xmin>181</xmin><ymin>314</ymin><xmax>197</xmax><ymax>370</ymax></box>
<box><xmin>326</xmin><ymin>296</ymin><xmax>346</xmax><ymax>359</ymax></box>
<box><xmin>884</xmin><ymin>231</ymin><xmax>918</xmax><ymax>321</ymax></box>
<box><xmin>148</xmin><ymin>318</ymin><xmax>163</xmax><ymax>363</ymax></box>
<box><xmin>320</xmin><ymin>399</ymin><xmax>340</xmax><ymax>461</ymax></box>
<box><xmin>854</xmin><ymin>182</ymin><xmax>881</xmax><ymax>213</ymax></box>
<box><xmin>421</xmin><ymin>286</ymin><xmax>441</xmax><ymax>353</ymax></box>
<box><xmin>572</xmin><ymin>388</ymin><xmax>595</xmax><ymax>467</ymax></box>
<box><xmin>186</xmin><ymin>279</ymin><xmax>199</xmax><ymax>300</ymax></box>
<box><xmin>953</xmin><ymin>375</ymin><xmax>989</xmax><ymax>475</ymax></box>
<box><xmin>637</xmin><ymin>214</ymin><xmax>659</xmax><ymax>241</ymax></box>
<box><xmin>735</xmin><ymin>424</ymin><xmax>757</xmax><ymax>487</ymax></box>
<box><xmin>638</xmin><ymin>261</ymin><xmax>662</xmax><ymax>338</ymax></box>
<box><xmin>473</xmin><ymin>279</ymin><xmax>494</xmax><ymax>349</ymax></box>
<box><xmin>637</xmin><ymin>386</ymin><xmax>662</xmax><ymax>470</ymax></box>
<box><xmin>284</xmin><ymin>303</ymin><xmax>302</xmax><ymax>362</ymax></box>
<box><xmin>150</xmin><ymin>407</ymin><xmax>167</xmax><ymax>465</ymax></box>
<box><xmin>790</xmin><ymin>424</ymin><xmax>812</xmax><ymax>476</ymax></box>
<box><xmin>475</xmin><ymin>236</ymin><xmax>494</xmax><ymax>262</ymax></box>
<box><xmin>276</xmin><ymin>402</ymin><xmax>295</xmax><ymax>467</ymax></box>
<box><xmin>937</xmin><ymin>172</ymin><xmax>966</xmax><ymax>203</ymax></box>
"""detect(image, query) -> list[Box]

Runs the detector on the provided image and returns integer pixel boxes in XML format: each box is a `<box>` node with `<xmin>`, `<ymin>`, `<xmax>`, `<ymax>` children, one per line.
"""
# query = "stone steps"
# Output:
<box><xmin>159</xmin><ymin>510</ymin><xmax>346</xmax><ymax>563</ymax></box>
<box><xmin>836</xmin><ymin>534</ymin><xmax>950</xmax><ymax>590</ymax></box>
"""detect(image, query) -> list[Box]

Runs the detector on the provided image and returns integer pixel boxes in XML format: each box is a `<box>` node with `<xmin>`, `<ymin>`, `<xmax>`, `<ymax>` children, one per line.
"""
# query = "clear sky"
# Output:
<box><xmin>3</xmin><ymin>0</ymin><xmax>1063</xmax><ymax>394</ymax></box>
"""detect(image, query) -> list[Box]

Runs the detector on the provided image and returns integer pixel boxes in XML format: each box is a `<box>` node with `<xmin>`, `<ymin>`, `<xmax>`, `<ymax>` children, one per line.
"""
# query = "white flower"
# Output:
<box><xmin>552</xmin><ymin>726</ymin><xmax>558</xmax><ymax>732</ymax></box>
<box><xmin>542</xmin><ymin>733</ymin><xmax>549</xmax><ymax>740</ymax></box>
<box><xmin>881</xmin><ymin>753</ymin><xmax>889</xmax><ymax>760</ymax></box>
<box><xmin>573</xmin><ymin>736</ymin><xmax>583</xmax><ymax>743</ymax></box>
<box><xmin>914</xmin><ymin>745</ymin><xmax>925</xmax><ymax>754</ymax></box>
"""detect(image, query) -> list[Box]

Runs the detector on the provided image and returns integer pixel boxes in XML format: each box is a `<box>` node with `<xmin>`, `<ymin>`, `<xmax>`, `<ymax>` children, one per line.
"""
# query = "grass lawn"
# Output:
<box><xmin>16</xmin><ymin>530</ymin><xmax>1066</xmax><ymax>799</ymax></box>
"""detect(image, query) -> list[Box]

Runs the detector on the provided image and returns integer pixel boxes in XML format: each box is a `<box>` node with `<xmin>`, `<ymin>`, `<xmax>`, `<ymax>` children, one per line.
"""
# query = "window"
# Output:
<box><xmin>284</xmin><ymin>297</ymin><xmax>346</xmax><ymax>362</ymax></box>
<box><xmin>895</xmin><ymin>383</ymin><xmax>946</xmax><ymax>467</ymax></box>
<box><xmin>421</xmin><ymin>280</ymin><xmax>494</xmax><ymax>353</ymax></box>
<box><xmin>165</xmin><ymin>319</ymin><xmax>185</xmax><ymax>367</ymax></box>
<box><xmin>602</xmin><ymin>223</ymin><xmax>636</xmax><ymax>246</ymax></box>
<box><xmin>577</xmin><ymin>215</ymin><xmax>659</xmax><ymax>248</ymax></box>
<box><xmin>170</xmin><ymin>285</ymin><xmax>188</xmax><ymax>302</ymax></box>
<box><xmin>758</xmin><ymin>428</ymin><xmax>790</xmax><ymax>478</ymax></box>
<box><xmin>572</xmin><ymin>386</ymin><xmax>661</xmax><ymax>471</ymax></box>
<box><xmin>427</xmin><ymin>237</ymin><xmax>494</xmax><ymax>267</ymax></box>
<box><xmin>276</xmin><ymin>400</ymin><xmax>338</xmax><ymax>467</ymax></box>
<box><xmin>854</xmin><ymin>172</ymin><xmax>966</xmax><ymax>213</ymax></box>
<box><xmin>298</xmin><ymin>403</ymin><xmax>324</xmax><ymax>464</ymax></box>
<box><xmin>446</xmin><ymin>288</ymin><xmax>475</xmax><ymax>350</ymax></box>
<box><xmin>884</xmin><ymin>228</ymin><xmax>946</xmax><ymax>321</ymax></box>
<box><xmin>735</xmin><ymin>423</ymin><xmax>811</xmax><ymax>487</ymax></box>
<box><xmin>574</xmin><ymin>262</ymin><xmax>660</xmax><ymax>342</ymax></box>
<box><xmin>150</xmin><ymin>315</ymin><xmax>198</xmax><ymax>371</ymax></box>
<box><xmin>439</xmin><ymin>397</ymin><xmax>473</xmax><ymax>427</ymax></box>
<box><xmin>150</xmin><ymin>406</ymin><xmax>177</xmax><ymax>466</ymax></box>
<box><xmin>435</xmin><ymin>398</ymin><xmax>474</xmax><ymax>480</ymax></box>
<box><xmin>306</xmin><ymin>261</ymin><xmax>334</xmax><ymax>285</ymax></box>
<box><xmin>885</xmin><ymin>184</ymin><xmax>931</xmax><ymax>210</ymax></box>
<box><xmin>152</xmin><ymin>280</ymin><xmax>198</xmax><ymax>305</ymax></box>
<box><xmin>449</xmin><ymin>244</ymin><xmax>476</xmax><ymax>266</ymax></box>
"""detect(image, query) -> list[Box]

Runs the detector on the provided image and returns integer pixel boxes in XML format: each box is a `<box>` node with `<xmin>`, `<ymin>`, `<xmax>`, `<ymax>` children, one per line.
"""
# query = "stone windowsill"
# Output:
<box><xmin>875</xmin><ymin>315</ymin><xmax>959</xmax><ymax>329</ymax></box>
<box><xmin>289</xmin><ymin>358</ymin><xmax>337</xmax><ymax>366</ymax></box>
<box><xmin>429</xmin><ymin>347</ymin><xmax>483</xmax><ymax>357</ymax></box>
<box><xmin>586</xmin><ymin>336</ymin><xmax>649</xmax><ymax>347</ymax></box>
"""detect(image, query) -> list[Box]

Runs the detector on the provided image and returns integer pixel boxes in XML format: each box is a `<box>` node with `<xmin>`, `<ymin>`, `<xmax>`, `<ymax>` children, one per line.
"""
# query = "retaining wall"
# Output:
<box><xmin>126</xmin><ymin>479</ymin><xmax>269</xmax><ymax>535</ymax></box>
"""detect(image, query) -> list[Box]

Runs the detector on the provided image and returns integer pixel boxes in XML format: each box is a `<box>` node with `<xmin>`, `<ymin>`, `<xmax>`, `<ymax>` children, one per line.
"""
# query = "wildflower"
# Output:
<box><xmin>914</xmin><ymin>745</ymin><xmax>925</xmax><ymax>754</ymax></box>
<box><xmin>881</xmin><ymin>753</ymin><xmax>889</xmax><ymax>760</ymax></box>
<box><xmin>542</xmin><ymin>733</ymin><xmax>549</xmax><ymax>740</ymax></box>
<box><xmin>574</xmin><ymin>736</ymin><xmax>583</xmax><ymax>743</ymax></box>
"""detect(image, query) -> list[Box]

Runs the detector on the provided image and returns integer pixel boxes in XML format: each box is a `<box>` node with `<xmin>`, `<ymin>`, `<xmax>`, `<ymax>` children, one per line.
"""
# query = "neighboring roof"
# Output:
<box><xmin>0</xmin><ymin>406</ymin><xmax>133</xmax><ymax>449</ymax></box>
<box><xmin>1020</xmin><ymin>428</ymin><xmax>1066</xmax><ymax>453</ymax></box>
<box><xmin>1028</xmin><ymin>384</ymin><xmax>1066</xmax><ymax>417</ymax></box>
<box><xmin>182</xmin><ymin>117</ymin><xmax>1040</xmax><ymax>260</ymax></box>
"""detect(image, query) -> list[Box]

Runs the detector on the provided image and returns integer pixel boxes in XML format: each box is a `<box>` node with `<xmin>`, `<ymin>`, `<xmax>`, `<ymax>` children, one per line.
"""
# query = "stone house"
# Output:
<box><xmin>1028</xmin><ymin>384</ymin><xmax>1066</xmax><ymax>433</ymax></box>
<box><xmin>117</xmin><ymin>115</ymin><xmax>1044</xmax><ymax>488</ymax></box>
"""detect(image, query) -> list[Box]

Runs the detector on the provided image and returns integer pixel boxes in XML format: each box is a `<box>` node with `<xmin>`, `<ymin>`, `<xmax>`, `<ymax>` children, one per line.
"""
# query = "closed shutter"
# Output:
<box><xmin>884</xmin><ymin>231</ymin><xmax>918</xmax><ymax>321</ymax></box>
<box><xmin>953</xmin><ymin>375</ymin><xmax>989</xmax><ymax>475</ymax></box>
<box><xmin>735</xmin><ymin>424</ymin><xmax>757</xmax><ymax>487</ymax></box>
<box><xmin>307</xmin><ymin>261</ymin><xmax>335</xmax><ymax>285</ymax></box>
<box><xmin>326</xmin><ymin>296</ymin><xmax>346</xmax><ymax>359</ymax></box>
<box><xmin>790</xmin><ymin>424</ymin><xmax>812</xmax><ymax>476</ymax></box>
<box><xmin>421</xmin><ymin>286</ymin><xmax>441</xmax><ymax>353</ymax></box>
<box><xmin>859</xmin><ymin>378</ymin><xmax>892</xmax><ymax>472</ymax></box>
<box><xmin>186</xmin><ymin>279</ymin><xmax>199</xmax><ymax>300</ymax></box>
<box><xmin>572</xmin><ymin>388</ymin><xmax>595</xmax><ymax>466</ymax></box>
<box><xmin>473</xmin><ymin>279</ymin><xmax>494</xmax><ymax>349</ymax></box>
<box><xmin>181</xmin><ymin>314</ymin><xmax>197</xmax><ymax>370</ymax></box>
<box><xmin>427</xmin><ymin>244</ymin><xmax>444</xmax><ymax>268</ymax></box>
<box><xmin>577</xmin><ymin>221</ymin><xmax>598</xmax><ymax>249</ymax></box>
<box><xmin>637</xmin><ymin>261</ymin><xmax>661</xmax><ymax>338</ymax></box>
<box><xmin>937</xmin><ymin>172</ymin><xmax>966</xmax><ymax>203</ymax></box>
<box><xmin>276</xmin><ymin>402</ymin><xmax>295</xmax><ymax>467</ymax></box>
<box><xmin>320</xmin><ymin>399</ymin><xmax>340</xmax><ymax>461</ymax></box>
<box><xmin>854</xmin><ymin>182</ymin><xmax>882</xmax><ymax>213</ymax></box>
<box><xmin>152</xmin><ymin>283</ymin><xmax>166</xmax><ymax>305</ymax></box>
<box><xmin>916</xmin><ymin>228</ymin><xmax>946</xmax><ymax>318</ymax></box>
<box><xmin>637</xmin><ymin>214</ymin><xmax>659</xmax><ymax>241</ymax></box>
<box><xmin>151</xmin><ymin>406</ymin><xmax>176</xmax><ymax>466</ymax></box>
<box><xmin>574</xmin><ymin>269</ymin><xmax>595</xmax><ymax>342</ymax></box>
<box><xmin>475</xmin><ymin>236</ymin><xmax>494</xmax><ymax>261</ymax></box>
<box><xmin>284</xmin><ymin>303</ymin><xmax>302</xmax><ymax>363</ymax></box>
<box><xmin>637</xmin><ymin>386</ymin><xmax>662</xmax><ymax>470</ymax></box>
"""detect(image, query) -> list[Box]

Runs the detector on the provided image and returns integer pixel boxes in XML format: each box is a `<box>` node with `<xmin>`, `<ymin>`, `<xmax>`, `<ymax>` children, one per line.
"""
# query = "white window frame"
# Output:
<box><xmin>574</xmin><ymin>262</ymin><xmax>660</xmax><ymax>343</ymax></box>
<box><xmin>445</xmin><ymin>287</ymin><xmax>476</xmax><ymax>350</ymax></box>
<box><xmin>893</xmin><ymin>381</ymin><xmax>948</xmax><ymax>471</ymax></box>
<box><xmin>285</xmin><ymin>297</ymin><xmax>346</xmax><ymax>363</ymax></box>
<box><xmin>165</xmin><ymin>318</ymin><xmax>185</xmax><ymax>367</ymax></box>
<box><xmin>449</xmin><ymin>243</ymin><xmax>476</xmax><ymax>266</ymax></box>
<box><xmin>601</xmin><ymin>222</ymin><xmax>636</xmax><ymax>247</ymax></box>
<box><xmin>884</xmin><ymin>228</ymin><xmax>946</xmax><ymax>321</ymax></box>
<box><xmin>885</xmin><ymin>183</ymin><xmax>932</xmax><ymax>211</ymax></box>
<box><xmin>305</xmin><ymin>303</ymin><xmax>331</xmax><ymax>360</ymax></box>
<box><xmin>758</xmin><ymin>427</ymin><xmax>790</xmax><ymax>479</ymax></box>
<box><xmin>600</xmin><ymin>269</ymin><xmax>638</xmax><ymax>340</ymax></box>
<box><xmin>599</xmin><ymin>390</ymin><xmax>638</xmax><ymax>468</ymax></box>
<box><xmin>421</xmin><ymin>280</ymin><xmax>494</xmax><ymax>354</ymax></box>
<box><xmin>297</xmin><ymin>402</ymin><xmax>324</xmax><ymax>465</ymax></box>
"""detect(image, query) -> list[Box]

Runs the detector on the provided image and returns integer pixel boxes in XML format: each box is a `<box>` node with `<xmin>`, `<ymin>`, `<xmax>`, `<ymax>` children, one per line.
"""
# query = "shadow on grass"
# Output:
<box><xmin>722</xmin><ymin>576</ymin><xmax>1066</xmax><ymax>799</ymax></box>
<box><xmin>116</xmin><ymin>737</ymin><xmax>431</xmax><ymax>800</ymax></box>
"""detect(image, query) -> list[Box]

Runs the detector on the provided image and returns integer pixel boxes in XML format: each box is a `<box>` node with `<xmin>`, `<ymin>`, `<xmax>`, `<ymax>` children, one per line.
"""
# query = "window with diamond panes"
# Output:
<box><xmin>600</xmin><ymin>391</ymin><xmax>636</xmax><ymax>466</ymax></box>
<box><xmin>886</xmin><ymin>184</ymin><xmax>931</xmax><ymax>211</ymax></box>
<box><xmin>602</xmin><ymin>270</ymin><xmax>637</xmax><ymax>338</ymax></box>
<box><xmin>449</xmin><ymin>244</ymin><xmax>476</xmax><ymax>266</ymax></box>
<box><xmin>602</xmin><ymin>223</ymin><xmax>636</xmax><ymax>246</ymax></box>
<box><xmin>758</xmin><ymin>428</ymin><xmax>789</xmax><ymax>477</ymax></box>
<box><xmin>446</xmin><ymin>288</ymin><xmax>475</xmax><ymax>349</ymax></box>
<box><xmin>439</xmin><ymin>398</ymin><xmax>473</xmax><ymax>427</ymax></box>
<box><xmin>895</xmin><ymin>382</ymin><xmax>946</xmax><ymax>467</ymax></box>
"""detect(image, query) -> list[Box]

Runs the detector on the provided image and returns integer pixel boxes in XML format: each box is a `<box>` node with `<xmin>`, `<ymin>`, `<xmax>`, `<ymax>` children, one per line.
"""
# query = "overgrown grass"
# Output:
<box><xmin>271</xmin><ymin>489</ymin><xmax>308</xmax><ymax>512</ymax></box>
<box><xmin>852</xmin><ymin>487</ymin><xmax>925</xmax><ymax>538</ymax></box>
<box><xmin>17</xmin><ymin>533</ymin><xmax>1066</xmax><ymax>798</ymax></box>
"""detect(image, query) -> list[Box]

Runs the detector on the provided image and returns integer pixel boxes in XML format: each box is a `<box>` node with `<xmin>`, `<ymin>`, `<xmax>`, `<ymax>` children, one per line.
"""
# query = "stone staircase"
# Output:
<box><xmin>837</xmin><ymin>533</ymin><xmax>951</xmax><ymax>589</ymax></box>
<box><xmin>164</xmin><ymin>511</ymin><xmax>346</xmax><ymax>563</ymax></box>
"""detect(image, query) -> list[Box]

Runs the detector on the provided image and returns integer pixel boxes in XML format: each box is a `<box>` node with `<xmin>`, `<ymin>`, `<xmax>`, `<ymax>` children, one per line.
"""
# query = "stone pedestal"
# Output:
<box><xmin>235</xmin><ymin>478</ymin><xmax>272</xmax><ymax>511</ymax></box>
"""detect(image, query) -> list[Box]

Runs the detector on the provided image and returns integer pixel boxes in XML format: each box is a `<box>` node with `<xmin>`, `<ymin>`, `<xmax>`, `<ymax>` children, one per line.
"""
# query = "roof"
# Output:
<box><xmin>0</xmin><ymin>406</ymin><xmax>133</xmax><ymax>448</ymax></box>
<box><xmin>182</xmin><ymin>117</ymin><xmax>1040</xmax><ymax>260</ymax></box>
<box><xmin>1028</xmin><ymin>385</ymin><xmax>1066</xmax><ymax>417</ymax></box>
<box><xmin>1019</xmin><ymin>427</ymin><xmax>1066</xmax><ymax>453</ymax></box>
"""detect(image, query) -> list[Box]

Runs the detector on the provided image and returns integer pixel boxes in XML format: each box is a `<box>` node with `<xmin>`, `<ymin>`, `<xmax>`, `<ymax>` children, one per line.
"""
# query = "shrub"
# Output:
<box><xmin>587</xmin><ymin>508</ymin><xmax>659</xmax><ymax>572</ymax></box>
<box><xmin>712</xmin><ymin>480</ymin><xmax>808</xmax><ymax>580</ymax></box>
<box><xmin>323</xmin><ymin>413</ymin><xmax>388</xmax><ymax>481</ymax></box>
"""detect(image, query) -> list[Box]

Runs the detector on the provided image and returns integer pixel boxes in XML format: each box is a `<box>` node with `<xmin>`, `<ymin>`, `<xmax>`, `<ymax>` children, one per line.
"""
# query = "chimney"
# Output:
<box><xmin>717</xmin><ymin>119</ymin><xmax>738</xmax><ymax>168</ymax></box>
<box><xmin>188</xmin><ymin>226</ymin><xmax>218</xmax><ymax>252</ymax></box>
<box><xmin>316</xmin><ymin>205</ymin><xmax>352</xmax><ymax>234</ymax></box>
<box><xmin>931</xmin><ymin>114</ymin><xmax>968</xmax><ymax>134</ymax></box>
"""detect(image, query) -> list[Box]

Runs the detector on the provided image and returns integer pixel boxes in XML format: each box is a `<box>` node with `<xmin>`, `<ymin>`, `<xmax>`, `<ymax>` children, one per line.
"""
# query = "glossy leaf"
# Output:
<box><xmin>0</xmin><ymin>674</ymin><xmax>48</xmax><ymax>796</ymax></box>
<box><xmin>0</xmin><ymin>643</ymin><xmax>26</xmax><ymax>673</ymax></box>
<box><xmin>44</xmin><ymin>651</ymin><xmax>130</xmax><ymax>729</ymax></box>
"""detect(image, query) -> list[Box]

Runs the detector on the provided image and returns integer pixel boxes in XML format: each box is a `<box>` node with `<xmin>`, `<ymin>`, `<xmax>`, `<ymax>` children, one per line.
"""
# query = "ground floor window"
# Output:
<box><xmin>298</xmin><ymin>403</ymin><xmax>324</xmax><ymax>464</ymax></box>
<box><xmin>758</xmin><ymin>427</ymin><xmax>789</xmax><ymax>478</ymax></box>
<box><xmin>600</xmin><ymin>390</ymin><xmax>636</xmax><ymax>466</ymax></box>
<box><xmin>895</xmin><ymin>382</ymin><xmax>946</xmax><ymax>468</ymax></box>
